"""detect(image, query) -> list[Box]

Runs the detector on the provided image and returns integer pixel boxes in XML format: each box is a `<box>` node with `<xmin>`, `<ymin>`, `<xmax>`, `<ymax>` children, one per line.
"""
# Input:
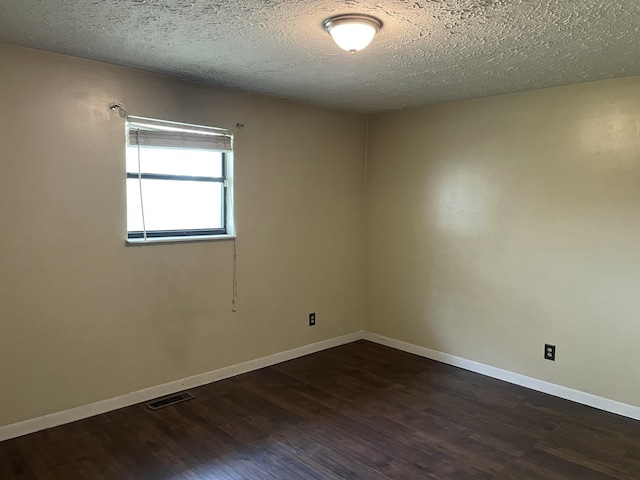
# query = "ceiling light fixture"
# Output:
<box><xmin>322</xmin><ymin>14</ymin><xmax>383</xmax><ymax>53</ymax></box>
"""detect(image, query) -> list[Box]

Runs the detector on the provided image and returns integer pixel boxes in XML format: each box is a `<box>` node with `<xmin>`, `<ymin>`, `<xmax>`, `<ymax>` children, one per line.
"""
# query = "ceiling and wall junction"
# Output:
<box><xmin>1</xmin><ymin>0</ymin><xmax>639</xmax><ymax>113</ymax></box>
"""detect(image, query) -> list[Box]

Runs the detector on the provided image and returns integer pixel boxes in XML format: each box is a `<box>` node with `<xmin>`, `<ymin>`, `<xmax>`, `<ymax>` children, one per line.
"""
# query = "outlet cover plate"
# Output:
<box><xmin>545</xmin><ymin>344</ymin><xmax>556</xmax><ymax>361</ymax></box>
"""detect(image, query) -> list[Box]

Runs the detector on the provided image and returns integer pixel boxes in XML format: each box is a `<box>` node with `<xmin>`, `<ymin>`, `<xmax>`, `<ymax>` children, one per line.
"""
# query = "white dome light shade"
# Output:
<box><xmin>323</xmin><ymin>14</ymin><xmax>383</xmax><ymax>53</ymax></box>
<box><xmin>329</xmin><ymin>23</ymin><xmax>377</xmax><ymax>52</ymax></box>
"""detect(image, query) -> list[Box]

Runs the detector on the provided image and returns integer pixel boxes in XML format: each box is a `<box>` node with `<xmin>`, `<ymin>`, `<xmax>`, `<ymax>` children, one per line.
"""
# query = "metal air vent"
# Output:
<box><xmin>146</xmin><ymin>391</ymin><xmax>195</xmax><ymax>410</ymax></box>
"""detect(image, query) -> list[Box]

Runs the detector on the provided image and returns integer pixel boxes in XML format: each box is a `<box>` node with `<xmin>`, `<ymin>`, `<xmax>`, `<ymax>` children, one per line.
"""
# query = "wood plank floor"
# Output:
<box><xmin>2</xmin><ymin>340</ymin><xmax>639</xmax><ymax>479</ymax></box>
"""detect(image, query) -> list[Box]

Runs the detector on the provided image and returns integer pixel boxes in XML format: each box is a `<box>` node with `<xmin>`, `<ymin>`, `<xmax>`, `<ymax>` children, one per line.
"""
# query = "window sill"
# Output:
<box><xmin>126</xmin><ymin>234</ymin><xmax>236</xmax><ymax>246</ymax></box>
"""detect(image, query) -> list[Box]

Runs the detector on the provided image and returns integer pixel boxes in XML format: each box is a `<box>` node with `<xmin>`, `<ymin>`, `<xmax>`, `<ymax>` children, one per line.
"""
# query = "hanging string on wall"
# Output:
<box><xmin>232</xmin><ymin>239</ymin><xmax>238</xmax><ymax>312</ymax></box>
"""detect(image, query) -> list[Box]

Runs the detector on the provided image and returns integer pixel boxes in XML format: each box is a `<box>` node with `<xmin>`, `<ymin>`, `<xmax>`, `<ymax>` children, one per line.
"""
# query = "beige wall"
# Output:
<box><xmin>365</xmin><ymin>76</ymin><xmax>640</xmax><ymax>407</ymax></box>
<box><xmin>0</xmin><ymin>44</ymin><xmax>366</xmax><ymax>427</ymax></box>
<box><xmin>2</xmin><ymin>41</ymin><xmax>639</xmax><ymax>429</ymax></box>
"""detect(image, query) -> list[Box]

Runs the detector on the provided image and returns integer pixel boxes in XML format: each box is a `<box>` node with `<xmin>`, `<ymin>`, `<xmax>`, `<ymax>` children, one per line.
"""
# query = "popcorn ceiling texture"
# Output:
<box><xmin>1</xmin><ymin>0</ymin><xmax>639</xmax><ymax>113</ymax></box>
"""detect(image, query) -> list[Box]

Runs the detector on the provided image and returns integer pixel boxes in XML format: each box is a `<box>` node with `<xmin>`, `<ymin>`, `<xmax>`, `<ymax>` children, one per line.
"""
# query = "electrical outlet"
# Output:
<box><xmin>309</xmin><ymin>313</ymin><xmax>316</xmax><ymax>326</ymax></box>
<box><xmin>544</xmin><ymin>344</ymin><xmax>556</xmax><ymax>361</ymax></box>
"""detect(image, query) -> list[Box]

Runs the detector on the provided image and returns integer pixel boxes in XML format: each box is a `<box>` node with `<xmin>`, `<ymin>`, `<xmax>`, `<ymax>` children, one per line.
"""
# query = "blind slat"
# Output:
<box><xmin>129</xmin><ymin>129</ymin><xmax>232</xmax><ymax>151</ymax></box>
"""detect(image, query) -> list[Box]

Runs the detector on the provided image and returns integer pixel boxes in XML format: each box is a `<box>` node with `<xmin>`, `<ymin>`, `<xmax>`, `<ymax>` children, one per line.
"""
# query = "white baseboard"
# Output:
<box><xmin>362</xmin><ymin>332</ymin><xmax>640</xmax><ymax>421</ymax></box>
<box><xmin>3</xmin><ymin>330</ymin><xmax>637</xmax><ymax>443</ymax></box>
<box><xmin>0</xmin><ymin>332</ymin><xmax>363</xmax><ymax>442</ymax></box>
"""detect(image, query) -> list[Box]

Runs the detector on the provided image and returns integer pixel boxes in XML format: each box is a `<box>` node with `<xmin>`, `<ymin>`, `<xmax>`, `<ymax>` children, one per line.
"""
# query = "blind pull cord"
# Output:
<box><xmin>232</xmin><ymin>238</ymin><xmax>238</xmax><ymax>312</ymax></box>
<box><xmin>136</xmin><ymin>131</ymin><xmax>148</xmax><ymax>242</ymax></box>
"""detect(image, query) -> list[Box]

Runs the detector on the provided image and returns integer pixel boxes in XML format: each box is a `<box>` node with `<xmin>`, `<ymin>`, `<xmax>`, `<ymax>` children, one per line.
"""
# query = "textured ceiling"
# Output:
<box><xmin>1</xmin><ymin>0</ymin><xmax>639</xmax><ymax>113</ymax></box>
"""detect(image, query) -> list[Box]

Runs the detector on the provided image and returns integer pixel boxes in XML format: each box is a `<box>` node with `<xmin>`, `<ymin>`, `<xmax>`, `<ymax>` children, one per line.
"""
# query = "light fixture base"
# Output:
<box><xmin>322</xmin><ymin>14</ymin><xmax>383</xmax><ymax>32</ymax></box>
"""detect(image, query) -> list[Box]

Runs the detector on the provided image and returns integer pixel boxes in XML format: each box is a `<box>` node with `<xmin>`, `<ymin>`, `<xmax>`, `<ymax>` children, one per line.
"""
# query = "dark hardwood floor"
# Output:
<box><xmin>2</xmin><ymin>340</ymin><xmax>639</xmax><ymax>479</ymax></box>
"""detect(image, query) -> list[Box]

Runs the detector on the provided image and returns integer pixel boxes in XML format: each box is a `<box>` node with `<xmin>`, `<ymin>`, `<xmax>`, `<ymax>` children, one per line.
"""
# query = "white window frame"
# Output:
<box><xmin>125</xmin><ymin>116</ymin><xmax>235</xmax><ymax>244</ymax></box>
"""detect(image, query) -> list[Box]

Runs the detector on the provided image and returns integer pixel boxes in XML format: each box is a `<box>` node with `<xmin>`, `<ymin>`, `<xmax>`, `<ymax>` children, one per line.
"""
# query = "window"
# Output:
<box><xmin>126</xmin><ymin>117</ymin><xmax>234</xmax><ymax>242</ymax></box>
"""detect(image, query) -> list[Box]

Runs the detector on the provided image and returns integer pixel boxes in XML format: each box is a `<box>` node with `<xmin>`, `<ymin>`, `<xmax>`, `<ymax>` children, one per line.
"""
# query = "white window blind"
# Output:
<box><xmin>128</xmin><ymin>129</ymin><xmax>232</xmax><ymax>151</ymax></box>
<box><xmin>127</xmin><ymin>116</ymin><xmax>233</xmax><ymax>152</ymax></box>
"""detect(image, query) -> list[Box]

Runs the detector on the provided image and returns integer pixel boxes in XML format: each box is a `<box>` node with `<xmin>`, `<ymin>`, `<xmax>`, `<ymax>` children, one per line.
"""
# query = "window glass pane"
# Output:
<box><xmin>126</xmin><ymin>178</ymin><xmax>144</xmax><ymax>232</ymax></box>
<box><xmin>137</xmin><ymin>179</ymin><xmax>223</xmax><ymax>232</ymax></box>
<box><xmin>126</xmin><ymin>146</ymin><xmax>223</xmax><ymax>177</ymax></box>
